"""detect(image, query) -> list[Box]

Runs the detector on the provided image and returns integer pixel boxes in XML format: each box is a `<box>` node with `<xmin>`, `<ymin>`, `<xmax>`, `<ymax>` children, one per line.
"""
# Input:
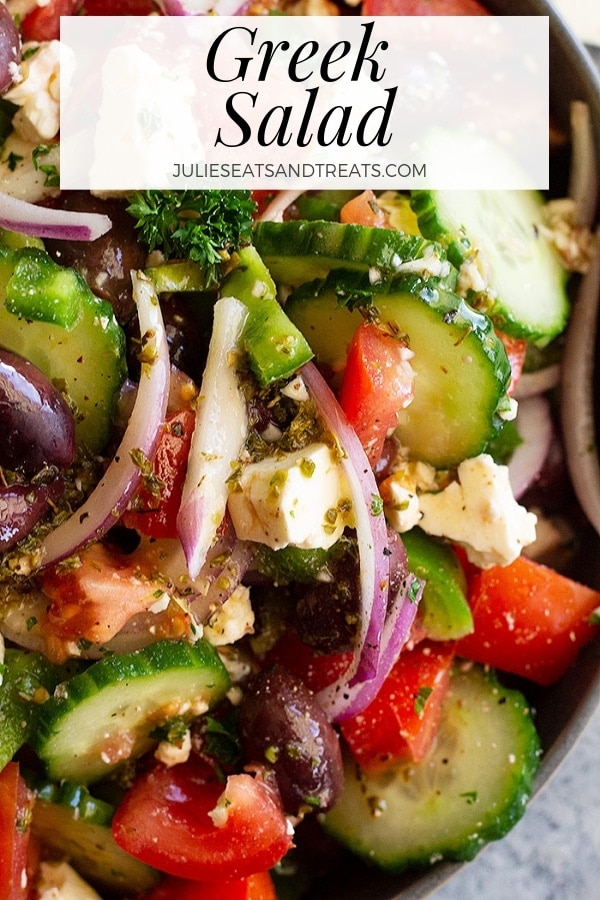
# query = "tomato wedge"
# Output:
<box><xmin>456</xmin><ymin>556</ymin><xmax>600</xmax><ymax>685</ymax></box>
<box><xmin>338</xmin><ymin>320</ymin><xmax>415</xmax><ymax>466</ymax></box>
<box><xmin>340</xmin><ymin>641</ymin><xmax>455</xmax><ymax>770</ymax></box>
<box><xmin>340</xmin><ymin>190</ymin><xmax>390</xmax><ymax>228</ymax></box>
<box><xmin>20</xmin><ymin>0</ymin><xmax>81</xmax><ymax>42</ymax></box>
<box><xmin>362</xmin><ymin>0</ymin><xmax>489</xmax><ymax>14</ymax></box>
<box><xmin>112</xmin><ymin>757</ymin><xmax>293</xmax><ymax>882</ymax></box>
<box><xmin>139</xmin><ymin>871</ymin><xmax>276</xmax><ymax>900</ymax></box>
<box><xmin>0</xmin><ymin>763</ymin><xmax>35</xmax><ymax>900</ymax></box>
<box><xmin>497</xmin><ymin>332</ymin><xmax>527</xmax><ymax>396</ymax></box>
<box><xmin>123</xmin><ymin>408</ymin><xmax>196</xmax><ymax>540</ymax></box>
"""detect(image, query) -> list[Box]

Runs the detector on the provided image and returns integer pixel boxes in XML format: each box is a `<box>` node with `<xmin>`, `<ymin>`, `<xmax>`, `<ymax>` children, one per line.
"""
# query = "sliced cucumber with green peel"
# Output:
<box><xmin>411</xmin><ymin>188</ymin><xmax>569</xmax><ymax>345</ymax></box>
<box><xmin>287</xmin><ymin>272</ymin><xmax>511</xmax><ymax>467</ymax></box>
<box><xmin>323</xmin><ymin>664</ymin><xmax>541</xmax><ymax>871</ymax></box>
<box><xmin>0</xmin><ymin>246</ymin><xmax>126</xmax><ymax>453</ymax></box>
<box><xmin>31</xmin><ymin>794</ymin><xmax>159</xmax><ymax>893</ymax></box>
<box><xmin>30</xmin><ymin>777</ymin><xmax>115</xmax><ymax>826</ymax></box>
<box><xmin>402</xmin><ymin>528</ymin><xmax>473</xmax><ymax>641</ymax></box>
<box><xmin>33</xmin><ymin>639</ymin><xmax>230</xmax><ymax>784</ymax></box>
<box><xmin>252</xmin><ymin>219</ymin><xmax>453</xmax><ymax>289</ymax></box>
<box><xmin>0</xmin><ymin>648</ymin><xmax>63</xmax><ymax>769</ymax></box>
<box><xmin>221</xmin><ymin>245</ymin><xmax>314</xmax><ymax>385</ymax></box>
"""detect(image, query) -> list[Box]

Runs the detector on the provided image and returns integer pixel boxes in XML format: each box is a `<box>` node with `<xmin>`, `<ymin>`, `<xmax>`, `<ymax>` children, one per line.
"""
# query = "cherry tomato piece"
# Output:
<box><xmin>456</xmin><ymin>556</ymin><xmax>600</xmax><ymax>685</ymax></box>
<box><xmin>112</xmin><ymin>756</ymin><xmax>293</xmax><ymax>882</ymax></box>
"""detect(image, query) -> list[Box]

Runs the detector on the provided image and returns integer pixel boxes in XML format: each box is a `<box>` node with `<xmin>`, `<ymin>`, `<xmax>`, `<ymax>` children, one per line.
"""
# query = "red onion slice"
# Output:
<box><xmin>508</xmin><ymin>395</ymin><xmax>553</xmax><ymax>500</ymax></box>
<box><xmin>177</xmin><ymin>295</ymin><xmax>249</xmax><ymax>579</ymax></box>
<box><xmin>0</xmin><ymin>192</ymin><xmax>111</xmax><ymax>242</ymax></box>
<box><xmin>513</xmin><ymin>364</ymin><xmax>561</xmax><ymax>400</ymax></box>
<box><xmin>301</xmin><ymin>362</ymin><xmax>390</xmax><ymax>720</ymax></box>
<box><xmin>40</xmin><ymin>271</ymin><xmax>170</xmax><ymax>568</ymax></box>
<box><xmin>561</xmin><ymin>229</ymin><xmax>600</xmax><ymax>536</ymax></box>
<box><xmin>339</xmin><ymin>572</ymin><xmax>423</xmax><ymax>722</ymax></box>
<box><xmin>258</xmin><ymin>190</ymin><xmax>306</xmax><ymax>223</ymax></box>
<box><xmin>333</xmin><ymin>528</ymin><xmax>422</xmax><ymax>721</ymax></box>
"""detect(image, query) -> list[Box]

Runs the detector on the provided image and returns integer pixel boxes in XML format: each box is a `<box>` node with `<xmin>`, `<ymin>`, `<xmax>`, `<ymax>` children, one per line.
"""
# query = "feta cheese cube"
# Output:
<box><xmin>203</xmin><ymin>585</ymin><xmax>255</xmax><ymax>647</ymax></box>
<box><xmin>418</xmin><ymin>453</ymin><xmax>537</xmax><ymax>568</ymax></box>
<box><xmin>5</xmin><ymin>41</ymin><xmax>61</xmax><ymax>143</ymax></box>
<box><xmin>381</xmin><ymin>459</ymin><xmax>437</xmax><ymax>533</ymax></box>
<box><xmin>228</xmin><ymin>442</ymin><xmax>348</xmax><ymax>550</ymax></box>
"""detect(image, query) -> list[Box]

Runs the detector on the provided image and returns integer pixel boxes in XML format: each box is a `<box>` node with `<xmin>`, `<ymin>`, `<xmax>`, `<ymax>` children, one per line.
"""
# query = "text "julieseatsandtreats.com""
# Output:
<box><xmin>170</xmin><ymin>162</ymin><xmax>427</xmax><ymax>181</ymax></box>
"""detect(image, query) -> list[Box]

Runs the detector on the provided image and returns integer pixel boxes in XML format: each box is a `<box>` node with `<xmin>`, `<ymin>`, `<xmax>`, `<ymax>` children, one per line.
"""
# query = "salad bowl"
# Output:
<box><xmin>307</xmin><ymin>2</ymin><xmax>600</xmax><ymax>898</ymax></box>
<box><xmin>0</xmin><ymin>0</ymin><xmax>600</xmax><ymax>898</ymax></box>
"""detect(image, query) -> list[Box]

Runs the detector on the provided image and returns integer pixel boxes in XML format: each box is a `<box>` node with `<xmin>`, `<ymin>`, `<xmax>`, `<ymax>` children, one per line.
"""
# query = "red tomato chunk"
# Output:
<box><xmin>341</xmin><ymin>640</ymin><xmax>455</xmax><ymax>770</ymax></box>
<box><xmin>456</xmin><ymin>556</ymin><xmax>600</xmax><ymax>686</ymax></box>
<box><xmin>112</xmin><ymin>757</ymin><xmax>293</xmax><ymax>882</ymax></box>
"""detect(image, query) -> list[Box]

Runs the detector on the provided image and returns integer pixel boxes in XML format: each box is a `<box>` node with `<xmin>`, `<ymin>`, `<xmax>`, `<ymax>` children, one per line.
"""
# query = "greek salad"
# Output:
<box><xmin>0</xmin><ymin>0</ymin><xmax>600</xmax><ymax>898</ymax></box>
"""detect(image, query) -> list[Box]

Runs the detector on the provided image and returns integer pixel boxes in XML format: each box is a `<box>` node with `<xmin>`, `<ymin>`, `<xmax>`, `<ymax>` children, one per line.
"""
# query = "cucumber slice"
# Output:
<box><xmin>252</xmin><ymin>220</ymin><xmax>453</xmax><ymax>289</ymax></box>
<box><xmin>30</xmin><ymin>777</ymin><xmax>115</xmax><ymax>827</ymax></box>
<box><xmin>0</xmin><ymin>246</ymin><xmax>127</xmax><ymax>453</ymax></box>
<box><xmin>0</xmin><ymin>648</ymin><xmax>63</xmax><ymax>769</ymax></box>
<box><xmin>221</xmin><ymin>245</ymin><xmax>314</xmax><ymax>385</ymax></box>
<box><xmin>323</xmin><ymin>664</ymin><xmax>541</xmax><ymax>871</ymax></box>
<box><xmin>33</xmin><ymin>639</ymin><xmax>230</xmax><ymax>784</ymax></box>
<box><xmin>411</xmin><ymin>188</ymin><xmax>569</xmax><ymax>345</ymax></box>
<box><xmin>401</xmin><ymin>528</ymin><xmax>473</xmax><ymax>641</ymax></box>
<box><xmin>31</xmin><ymin>796</ymin><xmax>159</xmax><ymax>894</ymax></box>
<box><xmin>287</xmin><ymin>273</ymin><xmax>511</xmax><ymax>467</ymax></box>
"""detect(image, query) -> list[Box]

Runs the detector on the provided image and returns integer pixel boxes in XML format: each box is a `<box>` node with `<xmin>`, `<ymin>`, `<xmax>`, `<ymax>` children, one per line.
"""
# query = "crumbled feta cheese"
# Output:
<box><xmin>36</xmin><ymin>860</ymin><xmax>102</xmax><ymax>900</ymax></box>
<box><xmin>381</xmin><ymin>459</ymin><xmax>437</xmax><ymax>532</ymax></box>
<box><xmin>228</xmin><ymin>442</ymin><xmax>349</xmax><ymax>550</ymax></box>
<box><xmin>0</xmin><ymin>132</ymin><xmax>59</xmax><ymax>202</ymax></box>
<box><xmin>539</xmin><ymin>197</ymin><xmax>596</xmax><ymax>273</ymax></box>
<box><xmin>280</xmin><ymin>374</ymin><xmax>309</xmax><ymax>403</ymax></box>
<box><xmin>381</xmin><ymin>477</ymin><xmax>421</xmax><ymax>533</ymax></box>
<box><xmin>418</xmin><ymin>454</ymin><xmax>537</xmax><ymax>568</ymax></box>
<box><xmin>203</xmin><ymin>584</ymin><xmax>255</xmax><ymax>646</ymax></box>
<box><xmin>5</xmin><ymin>41</ymin><xmax>61</xmax><ymax>143</ymax></box>
<box><xmin>154</xmin><ymin>728</ymin><xmax>192</xmax><ymax>767</ymax></box>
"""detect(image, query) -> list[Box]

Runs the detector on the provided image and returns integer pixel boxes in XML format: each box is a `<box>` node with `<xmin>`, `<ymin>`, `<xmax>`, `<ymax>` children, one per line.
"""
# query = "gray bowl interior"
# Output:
<box><xmin>294</xmin><ymin>3</ymin><xmax>600</xmax><ymax>898</ymax></box>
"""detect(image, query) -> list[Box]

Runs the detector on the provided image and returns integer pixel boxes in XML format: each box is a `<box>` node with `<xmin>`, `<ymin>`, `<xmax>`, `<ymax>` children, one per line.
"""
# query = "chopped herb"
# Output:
<box><xmin>126</xmin><ymin>190</ymin><xmax>256</xmax><ymax>289</ymax></box>
<box><xmin>6</xmin><ymin>152</ymin><xmax>23</xmax><ymax>171</ymax></box>
<box><xmin>370</xmin><ymin>493</ymin><xmax>384</xmax><ymax>516</ymax></box>
<box><xmin>414</xmin><ymin>685</ymin><xmax>433</xmax><ymax>716</ymax></box>
<box><xmin>150</xmin><ymin>716</ymin><xmax>189</xmax><ymax>745</ymax></box>
<box><xmin>201</xmin><ymin>712</ymin><xmax>242</xmax><ymax>769</ymax></box>
<box><xmin>460</xmin><ymin>790</ymin><xmax>479</xmax><ymax>805</ymax></box>
<box><xmin>32</xmin><ymin>144</ymin><xmax>59</xmax><ymax>188</ymax></box>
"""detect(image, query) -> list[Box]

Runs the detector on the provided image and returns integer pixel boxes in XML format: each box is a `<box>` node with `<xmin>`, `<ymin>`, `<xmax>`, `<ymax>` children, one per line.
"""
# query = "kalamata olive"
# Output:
<box><xmin>44</xmin><ymin>192</ymin><xmax>147</xmax><ymax>324</ymax></box>
<box><xmin>0</xmin><ymin>478</ymin><xmax>64</xmax><ymax>551</ymax></box>
<box><xmin>0</xmin><ymin>5</ymin><xmax>20</xmax><ymax>95</ymax></box>
<box><xmin>0</xmin><ymin>347</ymin><xmax>75</xmax><ymax>475</ymax></box>
<box><xmin>294</xmin><ymin>553</ymin><xmax>360</xmax><ymax>655</ymax></box>
<box><xmin>239</xmin><ymin>665</ymin><xmax>344</xmax><ymax>817</ymax></box>
<box><xmin>125</xmin><ymin>294</ymin><xmax>211</xmax><ymax>384</ymax></box>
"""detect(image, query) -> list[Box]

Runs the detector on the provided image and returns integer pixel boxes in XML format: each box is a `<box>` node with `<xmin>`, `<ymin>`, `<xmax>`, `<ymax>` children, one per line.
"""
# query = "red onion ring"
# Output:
<box><xmin>301</xmin><ymin>362</ymin><xmax>390</xmax><ymax>720</ymax></box>
<box><xmin>513</xmin><ymin>364</ymin><xmax>561</xmax><ymax>400</ymax></box>
<box><xmin>0</xmin><ymin>192</ymin><xmax>111</xmax><ymax>242</ymax></box>
<box><xmin>508</xmin><ymin>395</ymin><xmax>553</xmax><ymax>500</ymax></box>
<box><xmin>40</xmin><ymin>271</ymin><xmax>170</xmax><ymax>568</ymax></box>
<box><xmin>258</xmin><ymin>190</ymin><xmax>306</xmax><ymax>223</ymax></box>
<box><xmin>332</xmin><ymin>528</ymin><xmax>422</xmax><ymax>721</ymax></box>
<box><xmin>177</xmin><ymin>296</ymin><xmax>249</xmax><ymax>579</ymax></box>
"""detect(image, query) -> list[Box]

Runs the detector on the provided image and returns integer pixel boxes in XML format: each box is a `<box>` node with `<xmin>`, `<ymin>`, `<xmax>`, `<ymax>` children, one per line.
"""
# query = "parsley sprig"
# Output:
<box><xmin>126</xmin><ymin>190</ymin><xmax>256</xmax><ymax>288</ymax></box>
